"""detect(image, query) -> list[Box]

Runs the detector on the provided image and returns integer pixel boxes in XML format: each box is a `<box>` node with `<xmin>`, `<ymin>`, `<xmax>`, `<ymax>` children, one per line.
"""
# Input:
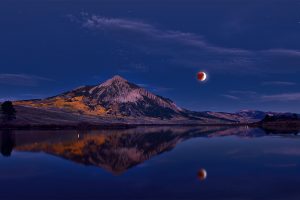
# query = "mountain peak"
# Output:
<box><xmin>85</xmin><ymin>75</ymin><xmax>183</xmax><ymax>117</ymax></box>
<box><xmin>111</xmin><ymin>75</ymin><xmax>127</xmax><ymax>81</ymax></box>
<box><xmin>100</xmin><ymin>75</ymin><xmax>130</xmax><ymax>87</ymax></box>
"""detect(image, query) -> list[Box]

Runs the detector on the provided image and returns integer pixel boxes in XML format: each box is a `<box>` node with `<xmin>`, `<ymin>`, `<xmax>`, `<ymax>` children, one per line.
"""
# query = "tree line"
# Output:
<box><xmin>0</xmin><ymin>101</ymin><xmax>16</xmax><ymax>123</ymax></box>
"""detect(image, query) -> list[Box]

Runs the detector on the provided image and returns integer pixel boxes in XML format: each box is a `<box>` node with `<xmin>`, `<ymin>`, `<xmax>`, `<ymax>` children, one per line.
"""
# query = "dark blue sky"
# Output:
<box><xmin>1</xmin><ymin>0</ymin><xmax>300</xmax><ymax>112</ymax></box>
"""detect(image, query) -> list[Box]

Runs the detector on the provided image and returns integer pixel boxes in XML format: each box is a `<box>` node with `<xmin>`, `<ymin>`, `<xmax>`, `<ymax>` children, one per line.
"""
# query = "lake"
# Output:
<box><xmin>0</xmin><ymin>126</ymin><xmax>299</xmax><ymax>200</ymax></box>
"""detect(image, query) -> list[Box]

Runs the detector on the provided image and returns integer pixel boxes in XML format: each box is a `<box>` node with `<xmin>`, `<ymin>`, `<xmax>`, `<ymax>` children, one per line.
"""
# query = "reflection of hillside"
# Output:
<box><xmin>15</xmin><ymin>127</ymin><xmax>213</xmax><ymax>174</ymax></box>
<box><xmin>1</xmin><ymin>126</ymin><xmax>298</xmax><ymax>174</ymax></box>
<box><xmin>206</xmin><ymin>126</ymin><xmax>266</xmax><ymax>138</ymax></box>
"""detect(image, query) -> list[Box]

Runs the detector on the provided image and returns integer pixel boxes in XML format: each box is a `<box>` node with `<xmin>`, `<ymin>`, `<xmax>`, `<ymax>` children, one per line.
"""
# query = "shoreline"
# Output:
<box><xmin>0</xmin><ymin>122</ymin><xmax>254</xmax><ymax>130</ymax></box>
<box><xmin>1</xmin><ymin>121</ymin><xmax>299</xmax><ymax>131</ymax></box>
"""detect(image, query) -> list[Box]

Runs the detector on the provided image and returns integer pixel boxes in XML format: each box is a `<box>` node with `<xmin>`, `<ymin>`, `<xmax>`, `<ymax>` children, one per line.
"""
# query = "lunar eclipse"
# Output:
<box><xmin>197</xmin><ymin>169</ymin><xmax>207</xmax><ymax>181</ymax></box>
<box><xmin>197</xmin><ymin>72</ymin><xmax>207</xmax><ymax>82</ymax></box>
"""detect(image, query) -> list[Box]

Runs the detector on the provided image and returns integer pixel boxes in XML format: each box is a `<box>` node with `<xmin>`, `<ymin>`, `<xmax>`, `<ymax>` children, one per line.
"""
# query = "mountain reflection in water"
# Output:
<box><xmin>1</xmin><ymin>126</ymin><xmax>300</xmax><ymax>200</ymax></box>
<box><xmin>0</xmin><ymin>126</ymin><xmax>299</xmax><ymax>174</ymax></box>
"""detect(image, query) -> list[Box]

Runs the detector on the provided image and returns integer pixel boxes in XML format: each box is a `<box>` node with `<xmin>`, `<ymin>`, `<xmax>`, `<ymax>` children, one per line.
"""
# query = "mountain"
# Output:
<box><xmin>6</xmin><ymin>75</ymin><xmax>294</xmax><ymax>126</ymax></box>
<box><xmin>12</xmin><ymin>75</ymin><xmax>234</xmax><ymax>125</ymax></box>
<box><xmin>15</xmin><ymin>76</ymin><xmax>179</xmax><ymax>118</ymax></box>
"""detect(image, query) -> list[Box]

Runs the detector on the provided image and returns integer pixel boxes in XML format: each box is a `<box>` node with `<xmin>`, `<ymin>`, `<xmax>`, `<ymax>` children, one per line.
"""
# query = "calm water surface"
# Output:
<box><xmin>0</xmin><ymin>126</ymin><xmax>299</xmax><ymax>200</ymax></box>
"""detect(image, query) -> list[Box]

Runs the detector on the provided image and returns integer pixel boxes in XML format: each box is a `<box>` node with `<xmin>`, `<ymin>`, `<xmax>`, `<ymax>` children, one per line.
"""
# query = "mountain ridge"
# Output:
<box><xmin>3</xmin><ymin>75</ymin><xmax>295</xmax><ymax>126</ymax></box>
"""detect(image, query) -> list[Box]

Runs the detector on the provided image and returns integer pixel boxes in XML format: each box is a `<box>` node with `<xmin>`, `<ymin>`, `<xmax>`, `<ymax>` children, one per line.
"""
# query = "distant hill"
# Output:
<box><xmin>262</xmin><ymin>113</ymin><xmax>299</xmax><ymax>122</ymax></box>
<box><xmin>256</xmin><ymin>113</ymin><xmax>300</xmax><ymax>133</ymax></box>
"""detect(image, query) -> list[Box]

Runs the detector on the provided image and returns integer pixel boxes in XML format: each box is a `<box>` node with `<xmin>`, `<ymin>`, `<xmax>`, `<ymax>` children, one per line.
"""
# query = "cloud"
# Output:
<box><xmin>265</xmin><ymin>163</ymin><xmax>298</xmax><ymax>168</ymax></box>
<box><xmin>261</xmin><ymin>81</ymin><xmax>296</xmax><ymax>86</ymax></box>
<box><xmin>136</xmin><ymin>83</ymin><xmax>173</xmax><ymax>93</ymax></box>
<box><xmin>117</xmin><ymin>63</ymin><xmax>149</xmax><ymax>74</ymax></box>
<box><xmin>0</xmin><ymin>74</ymin><xmax>54</xmax><ymax>86</ymax></box>
<box><xmin>261</xmin><ymin>92</ymin><xmax>300</xmax><ymax>102</ymax></box>
<box><xmin>227</xmin><ymin>90</ymin><xmax>300</xmax><ymax>102</ymax></box>
<box><xmin>221</xmin><ymin>94</ymin><xmax>240</xmax><ymax>100</ymax></box>
<box><xmin>151</xmin><ymin>87</ymin><xmax>174</xmax><ymax>93</ymax></box>
<box><xmin>265</xmin><ymin>148</ymin><xmax>300</xmax><ymax>156</ymax></box>
<box><xmin>20</xmin><ymin>93</ymin><xmax>45</xmax><ymax>99</ymax></box>
<box><xmin>81</xmin><ymin>15</ymin><xmax>250</xmax><ymax>55</ymax></box>
<box><xmin>229</xmin><ymin>90</ymin><xmax>258</xmax><ymax>97</ymax></box>
<box><xmin>221</xmin><ymin>91</ymin><xmax>260</xmax><ymax>103</ymax></box>
<box><xmin>69</xmin><ymin>14</ymin><xmax>300</xmax><ymax>75</ymax></box>
<box><xmin>261</xmin><ymin>49</ymin><xmax>300</xmax><ymax>57</ymax></box>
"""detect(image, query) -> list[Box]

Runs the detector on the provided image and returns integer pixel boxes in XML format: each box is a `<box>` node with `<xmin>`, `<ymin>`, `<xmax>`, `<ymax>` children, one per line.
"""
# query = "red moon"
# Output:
<box><xmin>197</xmin><ymin>72</ymin><xmax>207</xmax><ymax>81</ymax></box>
<box><xmin>197</xmin><ymin>169</ymin><xmax>207</xmax><ymax>181</ymax></box>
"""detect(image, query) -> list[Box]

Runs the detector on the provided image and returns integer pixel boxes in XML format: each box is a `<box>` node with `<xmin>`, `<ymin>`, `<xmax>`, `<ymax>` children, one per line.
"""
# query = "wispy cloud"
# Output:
<box><xmin>20</xmin><ymin>93</ymin><xmax>45</xmax><ymax>99</ymax></box>
<box><xmin>261</xmin><ymin>49</ymin><xmax>300</xmax><ymax>57</ymax></box>
<box><xmin>81</xmin><ymin>15</ymin><xmax>250</xmax><ymax>55</ymax></box>
<box><xmin>69</xmin><ymin>14</ymin><xmax>300</xmax><ymax>75</ymax></box>
<box><xmin>221</xmin><ymin>91</ymin><xmax>259</xmax><ymax>102</ymax></box>
<box><xmin>265</xmin><ymin>163</ymin><xmax>298</xmax><ymax>168</ymax></box>
<box><xmin>261</xmin><ymin>81</ymin><xmax>296</xmax><ymax>86</ymax></box>
<box><xmin>226</xmin><ymin>90</ymin><xmax>300</xmax><ymax>102</ymax></box>
<box><xmin>151</xmin><ymin>87</ymin><xmax>174</xmax><ymax>93</ymax></box>
<box><xmin>229</xmin><ymin>90</ymin><xmax>258</xmax><ymax>97</ymax></box>
<box><xmin>117</xmin><ymin>63</ymin><xmax>149</xmax><ymax>74</ymax></box>
<box><xmin>136</xmin><ymin>83</ymin><xmax>173</xmax><ymax>93</ymax></box>
<box><xmin>261</xmin><ymin>92</ymin><xmax>300</xmax><ymax>102</ymax></box>
<box><xmin>83</xmin><ymin>15</ymin><xmax>300</xmax><ymax>60</ymax></box>
<box><xmin>221</xmin><ymin>94</ymin><xmax>240</xmax><ymax>100</ymax></box>
<box><xmin>0</xmin><ymin>74</ymin><xmax>54</xmax><ymax>86</ymax></box>
<box><xmin>265</xmin><ymin>148</ymin><xmax>300</xmax><ymax>156</ymax></box>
